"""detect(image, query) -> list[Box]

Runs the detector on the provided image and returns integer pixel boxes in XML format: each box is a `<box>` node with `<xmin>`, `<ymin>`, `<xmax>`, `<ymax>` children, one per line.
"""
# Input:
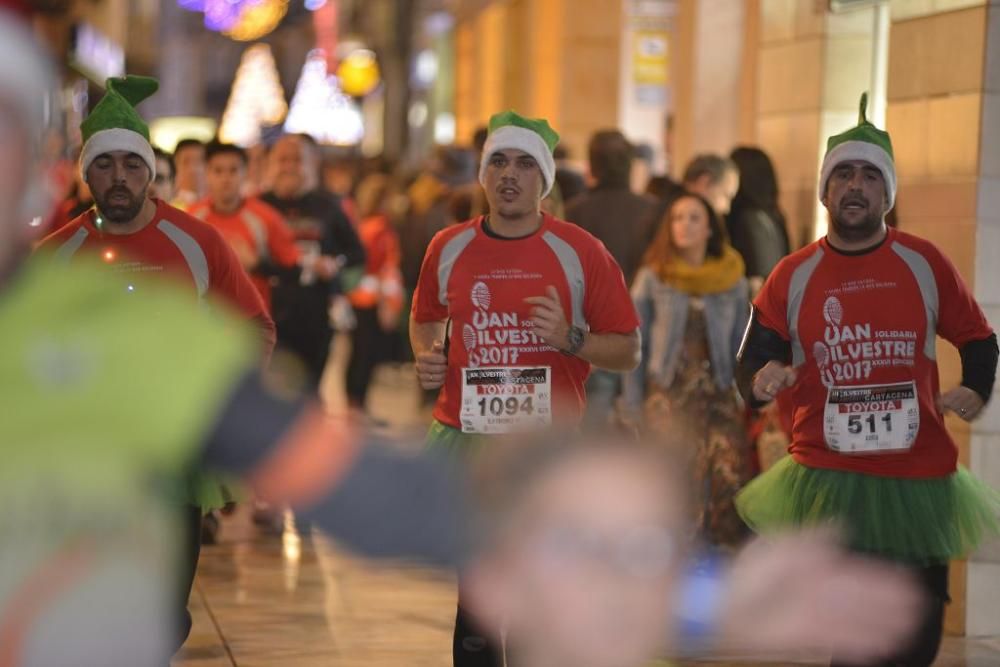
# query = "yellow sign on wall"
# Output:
<box><xmin>633</xmin><ymin>31</ymin><xmax>669</xmax><ymax>86</ymax></box>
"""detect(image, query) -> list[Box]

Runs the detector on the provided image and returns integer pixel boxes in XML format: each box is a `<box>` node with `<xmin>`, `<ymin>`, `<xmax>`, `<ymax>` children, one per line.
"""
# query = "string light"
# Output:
<box><xmin>219</xmin><ymin>44</ymin><xmax>288</xmax><ymax>146</ymax></box>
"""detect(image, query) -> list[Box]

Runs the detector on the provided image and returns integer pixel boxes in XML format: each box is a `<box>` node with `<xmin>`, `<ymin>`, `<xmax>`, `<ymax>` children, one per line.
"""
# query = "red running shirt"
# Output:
<box><xmin>754</xmin><ymin>228</ymin><xmax>993</xmax><ymax>478</ymax></box>
<box><xmin>188</xmin><ymin>197</ymin><xmax>301</xmax><ymax>311</ymax></box>
<box><xmin>413</xmin><ymin>215</ymin><xmax>640</xmax><ymax>429</ymax></box>
<box><xmin>38</xmin><ymin>198</ymin><xmax>276</xmax><ymax>355</ymax></box>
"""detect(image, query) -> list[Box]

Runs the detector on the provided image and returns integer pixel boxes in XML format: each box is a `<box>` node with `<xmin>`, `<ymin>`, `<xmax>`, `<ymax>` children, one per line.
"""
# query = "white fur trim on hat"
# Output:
<box><xmin>819</xmin><ymin>140</ymin><xmax>896</xmax><ymax>211</ymax></box>
<box><xmin>479</xmin><ymin>125</ymin><xmax>556</xmax><ymax>198</ymax></box>
<box><xmin>80</xmin><ymin>128</ymin><xmax>157</xmax><ymax>182</ymax></box>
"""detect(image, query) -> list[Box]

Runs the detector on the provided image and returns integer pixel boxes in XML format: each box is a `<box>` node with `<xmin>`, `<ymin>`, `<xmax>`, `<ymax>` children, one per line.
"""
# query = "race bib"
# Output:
<box><xmin>823</xmin><ymin>381</ymin><xmax>920</xmax><ymax>453</ymax></box>
<box><xmin>460</xmin><ymin>366</ymin><xmax>552</xmax><ymax>434</ymax></box>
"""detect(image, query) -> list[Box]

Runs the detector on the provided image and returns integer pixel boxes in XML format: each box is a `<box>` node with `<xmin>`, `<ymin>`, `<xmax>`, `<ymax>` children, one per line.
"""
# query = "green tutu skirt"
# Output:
<box><xmin>736</xmin><ymin>456</ymin><xmax>1000</xmax><ymax>564</ymax></box>
<box><xmin>425</xmin><ymin>420</ymin><xmax>491</xmax><ymax>461</ymax></box>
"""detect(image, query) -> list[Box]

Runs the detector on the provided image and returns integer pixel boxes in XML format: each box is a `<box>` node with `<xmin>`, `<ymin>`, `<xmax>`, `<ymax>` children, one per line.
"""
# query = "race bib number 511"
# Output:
<box><xmin>460</xmin><ymin>366</ymin><xmax>552</xmax><ymax>434</ymax></box>
<box><xmin>823</xmin><ymin>381</ymin><xmax>920</xmax><ymax>454</ymax></box>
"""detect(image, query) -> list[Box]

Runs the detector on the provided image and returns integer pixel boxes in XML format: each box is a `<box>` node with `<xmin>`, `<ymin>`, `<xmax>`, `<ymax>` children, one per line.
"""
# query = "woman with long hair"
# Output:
<box><xmin>624</xmin><ymin>191</ymin><xmax>752</xmax><ymax>549</ymax></box>
<box><xmin>727</xmin><ymin>146</ymin><xmax>791</xmax><ymax>293</ymax></box>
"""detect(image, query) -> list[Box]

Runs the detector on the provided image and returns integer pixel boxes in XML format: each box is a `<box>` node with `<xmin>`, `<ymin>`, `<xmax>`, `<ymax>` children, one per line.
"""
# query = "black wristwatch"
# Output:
<box><xmin>562</xmin><ymin>325</ymin><xmax>585</xmax><ymax>356</ymax></box>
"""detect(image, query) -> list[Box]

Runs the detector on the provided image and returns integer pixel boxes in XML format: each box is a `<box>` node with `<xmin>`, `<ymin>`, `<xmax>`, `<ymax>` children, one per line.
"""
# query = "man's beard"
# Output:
<box><xmin>95</xmin><ymin>185</ymin><xmax>145</xmax><ymax>224</ymax></box>
<box><xmin>830</xmin><ymin>195</ymin><xmax>884</xmax><ymax>243</ymax></box>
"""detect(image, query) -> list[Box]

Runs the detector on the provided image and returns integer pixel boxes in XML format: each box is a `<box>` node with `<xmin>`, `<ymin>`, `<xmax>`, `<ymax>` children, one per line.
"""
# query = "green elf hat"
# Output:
<box><xmin>479</xmin><ymin>110</ymin><xmax>560</xmax><ymax>197</ymax></box>
<box><xmin>819</xmin><ymin>92</ymin><xmax>896</xmax><ymax>210</ymax></box>
<box><xmin>79</xmin><ymin>75</ymin><xmax>159</xmax><ymax>181</ymax></box>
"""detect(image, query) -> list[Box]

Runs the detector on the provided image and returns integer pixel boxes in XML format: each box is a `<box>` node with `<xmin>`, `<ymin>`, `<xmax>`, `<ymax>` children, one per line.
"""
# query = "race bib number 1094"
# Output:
<box><xmin>460</xmin><ymin>366</ymin><xmax>552</xmax><ymax>434</ymax></box>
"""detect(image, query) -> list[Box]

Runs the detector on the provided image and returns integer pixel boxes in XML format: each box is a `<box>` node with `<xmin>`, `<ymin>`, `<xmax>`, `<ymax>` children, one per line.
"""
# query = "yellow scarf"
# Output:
<box><xmin>657</xmin><ymin>245</ymin><xmax>746</xmax><ymax>296</ymax></box>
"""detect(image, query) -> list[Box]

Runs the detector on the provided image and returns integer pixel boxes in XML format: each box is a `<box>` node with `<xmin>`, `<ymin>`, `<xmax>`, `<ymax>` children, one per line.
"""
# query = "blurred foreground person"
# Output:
<box><xmin>463</xmin><ymin>437</ymin><xmax>926</xmax><ymax>667</ymax></box>
<box><xmin>0</xmin><ymin>14</ymin><xmax>461</xmax><ymax>665</ymax></box>
<box><xmin>464</xmin><ymin>438</ymin><xmax>688</xmax><ymax>667</ymax></box>
<box><xmin>737</xmin><ymin>95</ymin><xmax>1000</xmax><ymax>666</ymax></box>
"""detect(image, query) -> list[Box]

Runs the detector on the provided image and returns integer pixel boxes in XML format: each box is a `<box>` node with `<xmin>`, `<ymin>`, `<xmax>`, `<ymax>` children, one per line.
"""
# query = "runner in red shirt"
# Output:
<box><xmin>748</xmin><ymin>226</ymin><xmax>990</xmax><ymax>478</ymax></box>
<box><xmin>415</xmin><ymin>213</ymin><xmax>640</xmax><ymax>431</ymax></box>
<box><xmin>40</xmin><ymin>196</ymin><xmax>275</xmax><ymax>353</ymax></box>
<box><xmin>32</xmin><ymin>74</ymin><xmax>275</xmax><ymax>656</ymax></box>
<box><xmin>190</xmin><ymin>142</ymin><xmax>304</xmax><ymax>312</ymax></box>
<box><xmin>411</xmin><ymin>110</ymin><xmax>640</xmax><ymax>667</ymax></box>
<box><xmin>735</xmin><ymin>95</ymin><xmax>999</xmax><ymax>666</ymax></box>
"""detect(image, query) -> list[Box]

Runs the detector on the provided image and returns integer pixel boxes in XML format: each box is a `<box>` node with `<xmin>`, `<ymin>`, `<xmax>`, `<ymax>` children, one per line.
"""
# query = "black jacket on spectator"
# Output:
<box><xmin>725</xmin><ymin>203</ymin><xmax>790</xmax><ymax>280</ymax></box>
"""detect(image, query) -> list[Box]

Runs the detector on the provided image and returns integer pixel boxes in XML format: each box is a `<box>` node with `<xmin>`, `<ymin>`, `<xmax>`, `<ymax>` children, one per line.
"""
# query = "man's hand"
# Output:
<box><xmin>415</xmin><ymin>340</ymin><xmax>448</xmax><ymax>390</ymax></box>
<box><xmin>752</xmin><ymin>360</ymin><xmax>797</xmax><ymax>403</ymax></box>
<box><xmin>716</xmin><ymin>530</ymin><xmax>924</xmax><ymax>664</ymax></box>
<box><xmin>524</xmin><ymin>286</ymin><xmax>571</xmax><ymax>351</ymax></box>
<box><xmin>938</xmin><ymin>386</ymin><xmax>985</xmax><ymax>422</ymax></box>
<box><xmin>315</xmin><ymin>255</ymin><xmax>340</xmax><ymax>281</ymax></box>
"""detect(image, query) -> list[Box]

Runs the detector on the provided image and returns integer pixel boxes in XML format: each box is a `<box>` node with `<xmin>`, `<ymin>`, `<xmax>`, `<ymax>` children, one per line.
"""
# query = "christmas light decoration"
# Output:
<box><xmin>218</xmin><ymin>44</ymin><xmax>288</xmax><ymax>147</ymax></box>
<box><xmin>177</xmin><ymin>0</ymin><xmax>288</xmax><ymax>39</ymax></box>
<box><xmin>336</xmin><ymin>49</ymin><xmax>381</xmax><ymax>98</ymax></box>
<box><xmin>284</xmin><ymin>50</ymin><xmax>364</xmax><ymax>146</ymax></box>
<box><xmin>224</xmin><ymin>0</ymin><xmax>288</xmax><ymax>41</ymax></box>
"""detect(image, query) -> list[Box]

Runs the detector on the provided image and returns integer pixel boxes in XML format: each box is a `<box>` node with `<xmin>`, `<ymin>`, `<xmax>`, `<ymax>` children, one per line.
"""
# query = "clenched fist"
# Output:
<box><xmin>415</xmin><ymin>340</ymin><xmax>448</xmax><ymax>390</ymax></box>
<box><xmin>752</xmin><ymin>361</ymin><xmax>797</xmax><ymax>403</ymax></box>
<box><xmin>937</xmin><ymin>386</ymin><xmax>985</xmax><ymax>422</ymax></box>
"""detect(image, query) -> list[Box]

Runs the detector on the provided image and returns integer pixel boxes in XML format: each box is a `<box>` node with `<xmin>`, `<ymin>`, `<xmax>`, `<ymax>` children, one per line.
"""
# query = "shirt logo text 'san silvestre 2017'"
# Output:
<box><xmin>813</xmin><ymin>295</ymin><xmax>918</xmax><ymax>387</ymax></box>
<box><xmin>462</xmin><ymin>277</ymin><xmax>552</xmax><ymax>368</ymax></box>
